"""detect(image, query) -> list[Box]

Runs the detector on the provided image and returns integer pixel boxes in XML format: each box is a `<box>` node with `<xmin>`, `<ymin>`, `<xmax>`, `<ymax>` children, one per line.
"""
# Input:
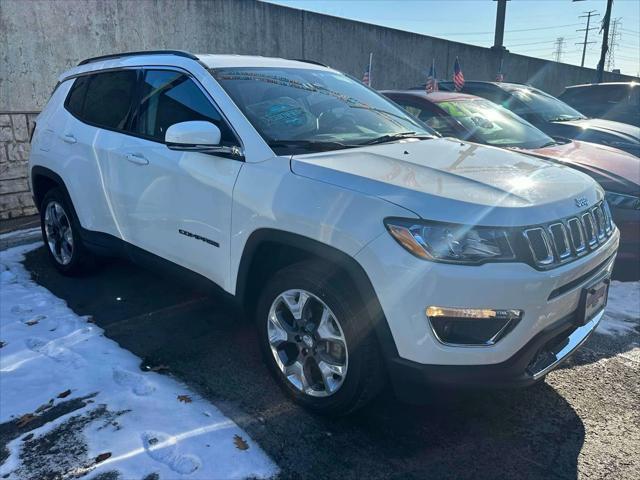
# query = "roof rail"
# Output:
<box><xmin>78</xmin><ymin>50</ymin><xmax>198</xmax><ymax>66</ymax></box>
<box><xmin>291</xmin><ymin>58</ymin><xmax>329</xmax><ymax>67</ymax></box>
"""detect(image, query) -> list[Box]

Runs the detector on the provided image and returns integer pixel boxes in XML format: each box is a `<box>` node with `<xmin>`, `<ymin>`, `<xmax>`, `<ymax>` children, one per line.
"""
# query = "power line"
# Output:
<box><xmin>433</xmin><ymin>23</ymin><xmax>582</xmax><ymax>36</ymax></box>
<box><xmin>576</xmin><ymin>10</ymin><xmax>599</xmax><ymax>67</ymax></box>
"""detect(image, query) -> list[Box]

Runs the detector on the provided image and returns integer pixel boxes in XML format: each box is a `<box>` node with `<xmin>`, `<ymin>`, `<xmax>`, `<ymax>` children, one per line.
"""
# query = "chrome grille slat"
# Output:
<box><xmin>592</xmin><ymin>206</ymin><xmax>606</xmax><ymax>241</ymax></box>
<box><xmin>582</xmin><ymin>211</ymin><xmax>598</xmax><ymax>247</ymax></box>
<box><xmin>567</xmin><ymin>218</ymin><xmax>586</xmax><ymax>254</ymax></box>
<box><xmin>549</xmin><ymin>223</ymin><xmax>571</xmax><ymax>260</ymax></box>
<box><xmin>524</xmin><ymin>200</ymin><xmax>614</xmax><ymax>268</ymax></box>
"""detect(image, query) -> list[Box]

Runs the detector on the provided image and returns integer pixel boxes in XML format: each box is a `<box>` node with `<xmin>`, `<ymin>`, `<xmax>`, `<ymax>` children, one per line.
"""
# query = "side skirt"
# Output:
<box><xmin>79</xmin><ymin>227</ymin><xmax>236</xmax><ymax>304</ymax></box>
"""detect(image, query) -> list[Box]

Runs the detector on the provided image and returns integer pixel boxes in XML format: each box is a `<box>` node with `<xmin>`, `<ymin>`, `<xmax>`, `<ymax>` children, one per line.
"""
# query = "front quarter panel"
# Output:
<box><xmin>229</xmin><ymin>155</ymin><xmax>416</xmax><ymax>294</ymax></box>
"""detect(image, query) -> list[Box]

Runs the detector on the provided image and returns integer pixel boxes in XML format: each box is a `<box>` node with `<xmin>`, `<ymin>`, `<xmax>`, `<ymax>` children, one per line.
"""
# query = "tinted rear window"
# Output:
<box><xmin>66</xmin><ymin>70</ymin><xmax>137</xmax><ymax>130</ymax></box>
<box><xmin>65</xmin><ymin>76</ymin><xmax>90</xmax><ymax>117</ymax></box>
<box><xmin>83</xmin><ymin>70</ymin><xmax>137</xmax><ymax>129</ymax></box>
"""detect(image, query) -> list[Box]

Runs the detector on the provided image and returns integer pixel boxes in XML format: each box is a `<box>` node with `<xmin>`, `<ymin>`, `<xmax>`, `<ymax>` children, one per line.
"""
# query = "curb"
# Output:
<box><xmin>0</xmin><ymin>227</ymin><xmax>43</xmax><ymax>250</ymax></box>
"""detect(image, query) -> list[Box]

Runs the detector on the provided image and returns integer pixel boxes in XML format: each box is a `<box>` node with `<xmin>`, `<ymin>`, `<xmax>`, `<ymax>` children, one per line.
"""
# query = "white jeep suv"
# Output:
<box><xmin>29</xmin><ymin>51</ymin><xmax>619</xmax><ymax>414</ymax></box>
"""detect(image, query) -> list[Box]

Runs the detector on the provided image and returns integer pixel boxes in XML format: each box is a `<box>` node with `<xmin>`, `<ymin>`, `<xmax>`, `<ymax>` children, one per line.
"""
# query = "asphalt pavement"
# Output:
<box><xmin>20</xmin><ymin>246</ymin><xmax>640</xmax><ymax>480</ymax></box>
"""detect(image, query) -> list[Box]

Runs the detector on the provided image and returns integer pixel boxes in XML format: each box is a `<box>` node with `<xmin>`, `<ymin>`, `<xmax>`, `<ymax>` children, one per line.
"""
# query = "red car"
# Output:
<box><xmin>383</xmin><ymin>90</ymin><xmax>640</xmax><ymax>274</ymax></box>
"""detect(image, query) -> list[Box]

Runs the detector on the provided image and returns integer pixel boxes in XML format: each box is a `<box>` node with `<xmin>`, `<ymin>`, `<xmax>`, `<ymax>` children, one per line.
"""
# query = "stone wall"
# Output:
<box><xmin>0</xmin><ymin>113</ymin><xmax>38</xmax><ymax>220</ymax></box>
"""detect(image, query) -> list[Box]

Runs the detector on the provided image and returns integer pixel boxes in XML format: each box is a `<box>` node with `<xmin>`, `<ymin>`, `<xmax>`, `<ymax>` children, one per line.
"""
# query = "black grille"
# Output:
<box><xmin>524</xmin><ymin>201</ymin><xmax>615</xmax><ymax>268</ymax></box>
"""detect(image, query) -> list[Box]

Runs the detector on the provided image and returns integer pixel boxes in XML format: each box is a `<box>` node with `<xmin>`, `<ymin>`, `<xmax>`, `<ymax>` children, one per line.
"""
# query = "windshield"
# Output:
<box><xmin>211</xmin><ymin>67</ymin><xmax>435</xmax><ymax>154</ymax></box>
<box><xmin>503</xmin><ymin>85</ymin><xmax>586</xmax><ymax>122</ymax></box>
<box><xmin>437</xmin><ymin>99</ymin><xmax>555</xmax><ymax>149</ymax></box>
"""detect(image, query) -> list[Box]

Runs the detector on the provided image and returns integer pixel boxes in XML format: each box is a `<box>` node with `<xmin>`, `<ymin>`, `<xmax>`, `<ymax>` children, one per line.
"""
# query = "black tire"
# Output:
<box><xmin>256</xmin><ymin>260</ymin><xmax>385</xmax><ymax>415</ymax></box>
<box><xmin>40</xmin><ymin>187</ymin><xmax>95</xmax><ymax>275</ymax></box>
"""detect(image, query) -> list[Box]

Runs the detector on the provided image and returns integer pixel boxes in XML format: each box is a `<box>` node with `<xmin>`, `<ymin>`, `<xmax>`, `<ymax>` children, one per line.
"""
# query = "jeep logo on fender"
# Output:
<box><xmin>178</xmin><ymin>229</ymin><xmax>219</xmax><ymax>247</ymax></box>
<box><xmin>574</xmin><ymin>197</ymin><xmax>589</xmax><ymax>208</ymax></box>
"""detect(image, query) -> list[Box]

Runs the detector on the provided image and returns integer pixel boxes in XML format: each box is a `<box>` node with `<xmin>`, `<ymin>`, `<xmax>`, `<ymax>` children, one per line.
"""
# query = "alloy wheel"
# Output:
<box><xmin>44</xmin><ymin>201</ymin><xmax>74</xmax><ymax>265</ymax></box>
<box><xmin>267</xmin><ymin>289</ymin><xmax>348</xmax><ymax>397</ymax></box>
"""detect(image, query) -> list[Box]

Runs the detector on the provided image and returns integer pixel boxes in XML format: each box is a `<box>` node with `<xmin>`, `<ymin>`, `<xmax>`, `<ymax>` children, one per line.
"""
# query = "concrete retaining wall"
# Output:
<box><xmin>1</xmin><ymin>0</ymin><xmax>637</xmax><ymax>219</ymax></box>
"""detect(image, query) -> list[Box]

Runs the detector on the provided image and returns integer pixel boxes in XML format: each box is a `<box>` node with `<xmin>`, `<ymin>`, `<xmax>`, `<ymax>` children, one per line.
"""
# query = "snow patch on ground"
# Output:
<box><xmin>0</xmin><ymin>243</ymin><xmax>278</xmax><ymax>480</ymax></box>
<box><xmin>596</xmin><ymin>280</ymin><xmax>640</xmax><ymax>336</ymax></box>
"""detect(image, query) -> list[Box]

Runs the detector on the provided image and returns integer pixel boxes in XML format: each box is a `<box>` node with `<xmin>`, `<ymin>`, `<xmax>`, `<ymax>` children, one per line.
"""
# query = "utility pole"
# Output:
<box><xmin>553</xmin><ymin>37</ymin><xmax>565</xmax><ymax>63</ymax></box>
<box><xmin>596</xmin><ymin>0</ymin><xmax>614</xmax><ymax>83</ymax></box>
<box><xmin>576</xmin><ymin>10</ymin><xmax>599</xmax><ymax>67</ymax></box>
<box><xmin>605</xmin><ymin>18</ymin><xmax>621</xmax><ymax>71</ymax></box>
<box><xmin>491</xmin><ymin>0</ymin><xmax>509</xmax><ymax>52</ymax></box>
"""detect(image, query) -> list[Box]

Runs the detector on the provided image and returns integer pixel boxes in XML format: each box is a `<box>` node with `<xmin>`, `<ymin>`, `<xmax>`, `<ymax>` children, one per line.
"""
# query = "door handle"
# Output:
<box><xmin>125</xmin><ymin>153</ymin><xmax>149</xmax><ymax>165</ymax></box>
<box><xmin>62</xmin><ymin>133</ymin><xmax>77</xmax><ymax>144</ymax></box>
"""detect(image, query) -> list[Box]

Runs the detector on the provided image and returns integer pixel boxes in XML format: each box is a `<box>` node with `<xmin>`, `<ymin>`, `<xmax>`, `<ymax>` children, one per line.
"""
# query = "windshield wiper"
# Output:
<box><xmin>549</xmin><ymin>115</ymin><xmax>583</xmax><ymax>122</ymax></box>
<box><xmin>359</xmin><ymin>132</ymin><xmax>434</xmax><ymax>146</ymax></box>
<box><xmin>267</xmin><ymin>140</ymin><xmax>357</xmax><ymax>152</ymax></box>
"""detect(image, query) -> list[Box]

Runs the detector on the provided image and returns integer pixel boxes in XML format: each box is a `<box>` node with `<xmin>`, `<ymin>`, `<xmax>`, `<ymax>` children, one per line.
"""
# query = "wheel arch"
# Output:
<box><xmin>235</xmin><ymin>228</ymin><xmax>398</xmax><ymax>360</ymax></box>
<box><xmin>31</xmin><ymin>166</ymin><xmax>77</xmax><ymax>218</ymax></box>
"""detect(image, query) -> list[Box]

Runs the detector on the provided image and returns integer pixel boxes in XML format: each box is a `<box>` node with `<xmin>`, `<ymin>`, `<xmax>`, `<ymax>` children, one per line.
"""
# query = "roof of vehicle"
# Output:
<box><xmin>196</xmin><ymin>54</ymin><xmax>330</xmax><ymax>69</ymax></box>
<box><xmin>439</xmin><ymin>80</ymin><xmax>529</xmax><ymax>89</ymax></box>
<box><xmin>563</xmin><ymin>82</ymin><xmax>639</xmax><ymax>89</ymax></box>
<box><xmin>64</xmin><ymin>51</ymin><xmax>332</xmax><ymax>81</ymax></box>
<box><xmin>382</xmin><ymin>90</ymin><xmax>479</xmax><ymax>102</ymax></box>
<box><xmin>411</xmin><ymin>81</ymin><xmax>531</xmax><ymax>92</ymax></box>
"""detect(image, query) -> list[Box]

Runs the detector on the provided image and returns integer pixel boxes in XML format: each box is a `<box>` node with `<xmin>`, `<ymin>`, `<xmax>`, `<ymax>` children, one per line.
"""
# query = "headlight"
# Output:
<box><xmin>384</xmin><ymin>218</ymin><xmax>515</xmax><ymax>264</ymax></box>
<box><xmin>605</xmin><ymin>191</ymin><xmax>640</xmax><ymax>211</ymax></box>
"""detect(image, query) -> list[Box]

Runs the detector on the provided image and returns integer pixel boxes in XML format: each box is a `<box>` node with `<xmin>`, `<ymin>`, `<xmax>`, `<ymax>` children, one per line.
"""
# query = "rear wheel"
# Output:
<box><xmin>40</xmin><ymin>188</ymin><xmax>95</xmax><ymax>275</ymax></box>
<box><xmin>256</xmin><ymin>261</ymin><xmax>385</xmax><ymax>415</ymax></box>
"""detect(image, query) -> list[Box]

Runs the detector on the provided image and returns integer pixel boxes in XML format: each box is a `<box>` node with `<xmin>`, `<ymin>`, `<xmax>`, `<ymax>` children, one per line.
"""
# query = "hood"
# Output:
<box><xmin>291</xmin><ymin>138</ymin><xmax>602</xmax><ymax>227</ymax></box>
<box><xmin>527</xmin><ymin>140</ymin><xmax>640</xmax><ymax>196</ymax></box>
<box><xmin>551</xmin><ymin>118</ymin><xmax>640</xmax><ymax>145</ymax></box>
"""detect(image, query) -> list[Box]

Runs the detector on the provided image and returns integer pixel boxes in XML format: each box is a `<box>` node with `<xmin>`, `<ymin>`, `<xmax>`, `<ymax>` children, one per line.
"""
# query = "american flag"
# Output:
<box><xmin>496</xmin><ymin>59</ymin><xmax>504</xmax><ymax>82</ymax></box>
<box><xmin>453</xmin><ymin>57</ymin><xmax>465</xmax><ymax>91</ymax></box>
<box><xmin>426</xmin><ymin>59</ymin><xmax>438</xmax><ymax>93</ymax></box>
<box><xmin>362</xmin><ymin>53</ymin><xmax>373</xmax><ymax>86</ymax></box>
<box><xmin>362</xmin><ymin>64</ymin><xmax>371</xmax><ymax>86</ymax></box>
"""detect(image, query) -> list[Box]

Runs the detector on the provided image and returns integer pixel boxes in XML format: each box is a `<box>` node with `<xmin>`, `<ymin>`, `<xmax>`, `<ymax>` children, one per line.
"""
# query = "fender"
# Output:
<box><xmin>31</xmin><ymin>166</ymin><xmax>75</xmax><ymax>215</ymax></box>
<box><xmin>235</xmin><ymin>228</ymin><xmax>399</xmax><ymax>361</ymax></box>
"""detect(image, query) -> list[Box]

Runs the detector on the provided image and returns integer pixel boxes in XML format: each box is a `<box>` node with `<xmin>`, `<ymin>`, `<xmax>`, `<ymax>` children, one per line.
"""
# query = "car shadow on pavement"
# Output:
<box><xmin>23</xmin><ymin>246</ymin><xmax>586</xmax><ymax>480</ymax></box>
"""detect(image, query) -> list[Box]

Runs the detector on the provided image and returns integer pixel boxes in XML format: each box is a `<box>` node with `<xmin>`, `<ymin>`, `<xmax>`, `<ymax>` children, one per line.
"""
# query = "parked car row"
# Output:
<box><xmin>559</xmin><ymin>82</ymin><xmax>639</xmax><ymax>127</ymax></box>
<box><xmin>29</xmin><ymin>52</ymin><xmax>628</xmax><ymax>414</ymax></box>
<box><xmin>382</xmin><ymin>90</ymin><xmax>639</xmax><ymax>267</ymax></box>
<box><xmin>430</xmin><ymin>81</ymin><xmax>640</xmax><ymax>157</ymax></box>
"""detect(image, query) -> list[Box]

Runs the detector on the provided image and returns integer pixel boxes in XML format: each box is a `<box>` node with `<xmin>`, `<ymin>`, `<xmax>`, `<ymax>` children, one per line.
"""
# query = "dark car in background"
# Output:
<box><xmin>559</xmin><ymin>82</ymin><xmax>639</xmax><ymax>127</ymax></box>
<box><xmin>384</xmin><ymin>89</ymin><xmax>640</xmax><ymax>275</ymax></box>
<box><xmin>432</xmin><ymin>81</ymin><xmax>640</xmax><ymax>157</ymax></box>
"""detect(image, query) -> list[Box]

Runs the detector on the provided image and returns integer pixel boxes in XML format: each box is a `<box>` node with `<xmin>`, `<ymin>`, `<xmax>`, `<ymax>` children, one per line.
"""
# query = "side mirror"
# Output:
<box><xmin>165</xmin><ymin>121</ymin><xmax>243</xmax><ymax>157</ymax></box>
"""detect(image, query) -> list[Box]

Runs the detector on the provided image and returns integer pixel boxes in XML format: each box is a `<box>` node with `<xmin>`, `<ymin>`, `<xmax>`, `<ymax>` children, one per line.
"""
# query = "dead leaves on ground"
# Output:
<box><xmin>14</xmin><ymin>389</ymin><xmax>74</xmax><ymax>428</ymax></box>
<box><xmin>24</xmin><ymin>314</ymin><xmax>46</xmax><ymax>326</ymax></box>
<box><xmin>177</xmin><ymin>394</ymin><xmax>192</xmax><ymax>404</ymax></box>
<box><xmin>233</xmin><ymin>434</ymin><xmax>249</xmax><ymax>451</ymax></box>
<box><xmin>95</xmin><ymin>452</ymin><xmax>112</xmax><ymax>463</ymax></box>
<box><xmin>57</xmin><ymin>389</ymin><xmax>71</xmax><ymax>399</ymax></box>
<box><xmin>15</xmin><ymin>413</ymin><xmax>37</xmax><ymax>428</ymax></box>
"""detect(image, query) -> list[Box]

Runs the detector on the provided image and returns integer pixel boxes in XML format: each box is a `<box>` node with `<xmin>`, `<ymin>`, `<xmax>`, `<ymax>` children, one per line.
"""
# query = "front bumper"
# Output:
<box><xmin>387</xmin><ymin>308</ymin><xmax>603</xmax><ymax>401</ymax></box>
<box><xmin>355</xmin><ymin>227</ymin><xmax>618</xmax><ymax>396</ymax></box>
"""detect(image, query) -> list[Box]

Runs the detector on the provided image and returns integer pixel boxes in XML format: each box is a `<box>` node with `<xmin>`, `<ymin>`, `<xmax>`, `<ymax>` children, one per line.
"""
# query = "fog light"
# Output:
<box><xmin>426</xmin><ymin>307</ymin><xmax>522</xmax><ymax>346</ymax></box>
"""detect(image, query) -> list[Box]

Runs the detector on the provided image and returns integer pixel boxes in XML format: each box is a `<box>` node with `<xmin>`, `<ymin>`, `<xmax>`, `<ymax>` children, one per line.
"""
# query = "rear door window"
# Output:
<box><xmin>133</xmin><ymin>70</ymin><xmax>234</xmax><ymax>144</ymax></box>
<box><xmin>81</xmin><ymin>70</ymin><xmax>137</xmax><ymax>130</ymax></box>
<box><xmin>65</xmin><ymin>76</ymin><xmax>90</xmax><ymax>118</ymax></box>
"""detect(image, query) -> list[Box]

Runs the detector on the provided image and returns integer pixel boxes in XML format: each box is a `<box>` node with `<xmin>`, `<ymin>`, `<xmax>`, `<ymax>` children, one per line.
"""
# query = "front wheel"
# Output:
<box><xmin>256</xmin><ymin>261</ymin><xmax>385</xmax><ymax>415</ymax></box>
